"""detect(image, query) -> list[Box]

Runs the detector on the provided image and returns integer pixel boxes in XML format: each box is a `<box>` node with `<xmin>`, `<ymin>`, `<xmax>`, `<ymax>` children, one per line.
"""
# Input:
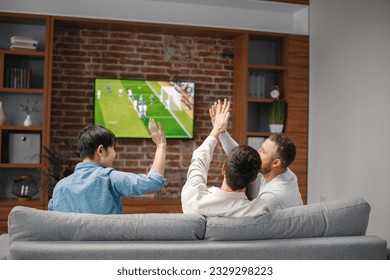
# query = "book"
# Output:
<box><xmin>10</xmin><ymin>43</ymin><xmax>37</xmax><ymax>50</ymax></box>
<box><xmin>10</xmin><ymin>45</ymin><xmax>37</xmax><ymax>50</ymax></box>
<box><xmin>10</xmin><ymin>36</ymin><xmax>34</xmax><ymax>41</ymax></box>
<box><xmin>10</xmin><ymin>35</ymin><xmax>38</xmax><ymax>50</ymax></box>
<box><xmin>10</xmin><ymin>44</ymin><xmax>37</xmax><ymax>50</ymax></box>
<box><xmin>10</xmin><ymin>42</ymin><xmax>37</xmax><ymax>47</ymax></box>
<box><xmin>5</xmin><ymin>67</ymin><xmax>32</xmax><ymax>88</ymax></box>
<box><xmin>10</xmin><ymin>36</ymin><xmax>38</xmax><ymax>45</ymax></box>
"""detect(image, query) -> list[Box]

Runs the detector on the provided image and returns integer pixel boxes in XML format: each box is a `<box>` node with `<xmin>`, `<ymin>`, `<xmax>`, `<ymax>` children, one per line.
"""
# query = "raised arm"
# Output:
<box><xmin>148</xmin><ymin>118</ymin><xmax>166</xmax><ymax>176</ymax></box>
<box><xmin>209</xmin><ymin>99</ymin><xmax>238</xmax><ymax>154</ymax></box>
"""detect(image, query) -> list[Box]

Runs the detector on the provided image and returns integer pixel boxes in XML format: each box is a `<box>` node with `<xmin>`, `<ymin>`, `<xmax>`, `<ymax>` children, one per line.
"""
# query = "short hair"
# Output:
<box><xmin>78</xmin><ymin>125</ymin><xmax>116</xmax><ymax>159</ymax></box>
<box><xmin>268</xmin><ymin>133</ymin><xmax>296</xmax><ymax>168</ymax></box>
<box><xmin>225</xmin><ymin>145</ymin><xmax>261</xmax><ymax>191</ymax></box>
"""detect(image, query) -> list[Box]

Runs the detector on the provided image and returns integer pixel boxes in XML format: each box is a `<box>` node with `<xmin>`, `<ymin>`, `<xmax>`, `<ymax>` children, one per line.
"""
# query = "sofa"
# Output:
<box><xmin>0</xmin><ymin>197</ymin><xmax>387</xmax><ymax>260</ymax></box>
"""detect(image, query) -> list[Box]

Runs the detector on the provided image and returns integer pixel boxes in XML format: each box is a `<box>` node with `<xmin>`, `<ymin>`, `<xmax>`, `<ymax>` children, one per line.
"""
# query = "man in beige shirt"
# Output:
<box><xmin>181</xmin><ymin>99</ymin><xmax>269</xmax><ymax>217</ymax></box>
<box><xmin>210</xmin><ymin>101</ymin><xmax>303</xmax><ymax>212</ymax></box>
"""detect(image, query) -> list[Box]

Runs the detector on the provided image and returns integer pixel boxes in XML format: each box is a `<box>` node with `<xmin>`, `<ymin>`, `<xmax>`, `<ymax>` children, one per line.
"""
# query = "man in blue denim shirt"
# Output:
<box><xmin>48</xmin><ymin>118</ymin><xmax>166</xmax><ymax>214</ymax></box>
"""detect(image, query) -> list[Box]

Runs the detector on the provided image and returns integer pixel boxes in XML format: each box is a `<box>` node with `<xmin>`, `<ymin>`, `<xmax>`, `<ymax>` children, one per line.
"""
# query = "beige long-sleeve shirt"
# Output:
<box><xmin>181</xmin><ymin>135</ymin><xmax>269</xmax><ymax>217</ymax></box>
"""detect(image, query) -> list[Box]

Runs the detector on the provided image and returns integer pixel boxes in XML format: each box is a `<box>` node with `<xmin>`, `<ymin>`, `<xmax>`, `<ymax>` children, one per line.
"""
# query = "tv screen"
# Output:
<box><xmin>94</xmin><ymin>78</ymin><xmax>195</xmax><ymax>139</ymax></box>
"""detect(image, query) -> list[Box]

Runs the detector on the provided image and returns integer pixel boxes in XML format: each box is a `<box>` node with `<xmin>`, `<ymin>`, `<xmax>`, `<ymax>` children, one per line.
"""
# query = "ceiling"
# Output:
<box><xmin>146</xmin><ymin>0</ymin><xmax>306</xmax><ymax>13</ymax></box>
<box><xmin>0</xmin><ymin>0</ymin><xmax>309</xmax><ymax>35</ymax></box>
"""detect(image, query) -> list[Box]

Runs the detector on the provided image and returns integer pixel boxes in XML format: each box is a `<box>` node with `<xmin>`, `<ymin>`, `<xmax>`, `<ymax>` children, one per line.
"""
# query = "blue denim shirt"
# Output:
<box><xmin>48</xmin><ymin>162</ymin><xmax>165</xmax><ymax>214</ymax></box>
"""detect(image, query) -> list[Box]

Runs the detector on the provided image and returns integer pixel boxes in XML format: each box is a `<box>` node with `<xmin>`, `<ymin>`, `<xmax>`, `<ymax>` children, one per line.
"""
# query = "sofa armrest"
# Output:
<box><xmin>0</xmin><ymin>234</ymin><xmax>10</xmax><ymax>260</ymax></box>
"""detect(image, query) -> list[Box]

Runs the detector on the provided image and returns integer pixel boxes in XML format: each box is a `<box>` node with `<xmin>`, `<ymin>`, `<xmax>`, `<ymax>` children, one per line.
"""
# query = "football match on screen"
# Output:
<box><xmin>94</xmin><ymin>79</ymin><xmax>195</xmax><ymax>139</ymax></box>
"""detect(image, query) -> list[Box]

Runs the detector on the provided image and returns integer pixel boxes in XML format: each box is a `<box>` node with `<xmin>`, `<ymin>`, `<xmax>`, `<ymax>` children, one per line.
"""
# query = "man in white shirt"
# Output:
<box><xmin>210</xmin><ymin>100</ymin><xmax>303</xmax><ymax>212</ymax></box>
<box><xmin>181</xmin><ymin>100</ymin><xmax>269</xmax><ymax>217</ymax></box>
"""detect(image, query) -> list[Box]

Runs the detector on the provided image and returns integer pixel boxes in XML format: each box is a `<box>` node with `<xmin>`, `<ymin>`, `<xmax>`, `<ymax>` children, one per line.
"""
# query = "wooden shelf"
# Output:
<box><xmin>248</xmin><ymin>64</ymin><xmax>287</xmax><ymax>71</ymax></box>
<box><xmin>0</xmin><ymin>49</ymin><xmax>45</xmax><ymax>57</ymax></box>
<box><xmin>0</xmin><ymin>163</ymin><xmax>42</xmax><ymax>168</ymax></box>
<box><xmin>0</xmin><ymin>198</ymin><xmax>43</xmax><ymax>206</ymax></box>
<box><xmin>247</xmin><ymin>97</ymin><xmax>276</xmax><ymax>103</ymax></box>
<box><xmin>0</xmin><ymin>87</ymin><xmax>44</xmax><ymax>94</ymax></box>
<box><xmin>0</xmin><ymin>125</ymin><xmax>42</xmax><ymax>131</ymax></box>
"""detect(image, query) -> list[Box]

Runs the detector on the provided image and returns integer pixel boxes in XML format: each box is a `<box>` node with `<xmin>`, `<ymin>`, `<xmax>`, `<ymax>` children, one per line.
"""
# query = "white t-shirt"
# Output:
<box><xmin>250</xmin><ymin>168</ymin><xmax>303</xmax><ymax>212</ymax></box>
<box><xmin>219</xmin><ymin>132</ymin><xmax>303</xmax><ymax>212</ymax></box>
<box><xmin>181</xmin><ymin>136</ymin><xmax>269</xmax><ymax>217</ymax></box>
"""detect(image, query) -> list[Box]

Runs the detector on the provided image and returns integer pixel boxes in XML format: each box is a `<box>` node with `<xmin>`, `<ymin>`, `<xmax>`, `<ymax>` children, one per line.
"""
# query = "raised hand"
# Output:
<box><xmin>209</xmin><ymin>101</ymin><xmax>217</xmax><ymax>126</ymax></box>
<box><xmin>148</xmin><ymin>118</ymin><xmax>166</xmax><ymax>148</ymax></box>
<box><xmin>210</xmin><ymin>99</ymin><xmax>230</xmax><ymax>138</ymax></box>
<box><xmin>148</xmin><ymin>118</ymin><xmax>166</xmax><ymax>175</ymax></box>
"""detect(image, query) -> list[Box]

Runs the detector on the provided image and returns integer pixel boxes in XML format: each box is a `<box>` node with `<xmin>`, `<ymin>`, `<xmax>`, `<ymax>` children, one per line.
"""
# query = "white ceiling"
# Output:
<box><xmin>147</xmin><ymin>0</ymin><xmax>306</xmax><ymax>13</ymax></box>
<box><xmin>0</xmin><ymin>0</ymin><xmax>309</xmax><ymax>34</ymax></box>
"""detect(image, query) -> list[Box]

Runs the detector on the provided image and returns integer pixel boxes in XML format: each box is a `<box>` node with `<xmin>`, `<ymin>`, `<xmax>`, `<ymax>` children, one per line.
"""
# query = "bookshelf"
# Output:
<box><xmin>0</xmin><ymin>12</ymin><xmax>52</xmax><ymax>233</ymax></box>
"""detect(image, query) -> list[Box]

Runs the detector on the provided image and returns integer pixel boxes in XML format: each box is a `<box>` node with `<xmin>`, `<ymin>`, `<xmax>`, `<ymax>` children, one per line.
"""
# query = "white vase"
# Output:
<box><xmin>269</xmin><ymin>124</ymin><xmax>284</xmax><ymax>133</ymax></box>
<box><xmin>0</xmin><ymin>101</ymin><xmax>7</xmax><ymax>126</ymax></box>
<box><xmin>23</xmin><ymin>114</ymin><xmax>33</xmax><ymax>127</ymax></box>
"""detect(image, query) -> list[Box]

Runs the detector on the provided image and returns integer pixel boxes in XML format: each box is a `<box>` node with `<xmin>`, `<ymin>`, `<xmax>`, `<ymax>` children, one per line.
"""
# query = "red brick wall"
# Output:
<box><xmin>51</xmin><ymin>26</ymin><xmax>234</xmax><ymax>198</ymax></box>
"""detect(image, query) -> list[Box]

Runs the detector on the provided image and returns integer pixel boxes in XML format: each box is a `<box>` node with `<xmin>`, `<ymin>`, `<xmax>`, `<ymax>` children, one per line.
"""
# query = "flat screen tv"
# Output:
<box><xmin>94</xmin><ymin>78</ymin><xmax>195</xmax><ymax>139</ymax></box>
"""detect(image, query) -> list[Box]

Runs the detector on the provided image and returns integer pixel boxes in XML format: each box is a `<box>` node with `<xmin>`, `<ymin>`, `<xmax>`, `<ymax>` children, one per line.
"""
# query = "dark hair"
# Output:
<box><xmin>225</xmin><ymin>145</ymin><xmax>261</xmax><ymax>191</ymax></box>
<box><xmin>268</xmin><ymin>133</ymin><xmax>296</xmax><ymax>168</ymax></box>
<box><xmin>78</xmin><ymin>125</ymin><xmax>116</xmax><ymax>159</ymax></box>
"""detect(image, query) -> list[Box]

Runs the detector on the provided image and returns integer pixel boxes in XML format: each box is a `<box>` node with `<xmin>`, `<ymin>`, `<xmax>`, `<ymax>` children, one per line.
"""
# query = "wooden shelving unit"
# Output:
<box><xmin>233</xmin><ymin>32</ymin><xmax>308</xmax><ymax>202</ymax></box>
<box><xmin>0</xmin><ymin>12</ymin><xmax>52</xmax><ymax>234</ymax></box>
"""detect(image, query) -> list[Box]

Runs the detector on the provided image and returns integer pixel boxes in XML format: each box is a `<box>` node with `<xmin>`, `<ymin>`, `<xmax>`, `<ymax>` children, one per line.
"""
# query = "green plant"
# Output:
<box><xmin>40</xmin><ymin>139</ymin><xmax>78</xmax><ymax>198</ymax></box>
<box><xmin>268</xmin><ymin>100</ymin><xmax>286</xmax><ymax>124</ymax></box>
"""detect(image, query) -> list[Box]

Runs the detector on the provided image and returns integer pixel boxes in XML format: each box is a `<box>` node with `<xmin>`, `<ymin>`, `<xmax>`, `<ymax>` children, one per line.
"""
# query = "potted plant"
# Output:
<box><xmin>40</xmin><ymin>139</ymin><xmax>77</xmax><ymax>198</ymax></box>
<box><xmin>268</xmin><ymin>100</ymin><xmax>286</xmax><ymax>133</ymax></box>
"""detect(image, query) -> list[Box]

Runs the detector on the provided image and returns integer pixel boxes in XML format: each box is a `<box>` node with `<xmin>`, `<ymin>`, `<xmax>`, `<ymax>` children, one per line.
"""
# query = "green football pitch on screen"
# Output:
<box><xmin>94</xmin><ymin>79</ymin><xmax>194</xmax><ymax>139</ymax></box>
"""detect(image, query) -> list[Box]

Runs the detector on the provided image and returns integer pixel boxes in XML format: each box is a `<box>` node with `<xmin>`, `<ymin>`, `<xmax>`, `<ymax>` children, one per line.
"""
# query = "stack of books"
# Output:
<box><xmin>5</xmin><ymin>68</ymin><xmax>32</xmax><ymax>88</ymax></box>
<box><xmin>10</xmin><ymin>36</ymin><xmax>38</xmax><ymax>50</ymax></box>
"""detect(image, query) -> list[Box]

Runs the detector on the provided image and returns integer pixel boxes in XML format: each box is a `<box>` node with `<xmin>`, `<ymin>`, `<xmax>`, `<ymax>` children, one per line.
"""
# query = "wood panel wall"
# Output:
<box><xmin>286</xmin><ymin>35</ymin><xmax>309</xmax><ymax>202</ymax></box>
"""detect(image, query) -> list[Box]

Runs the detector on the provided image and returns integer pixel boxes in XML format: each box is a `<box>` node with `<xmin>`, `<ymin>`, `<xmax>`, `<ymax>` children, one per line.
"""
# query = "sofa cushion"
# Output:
<box><xmin>204</xmin><ymin>197</ymin><xmax>370</xmax><ymax>240</ymax></box>
<box><xmin>8</xmin><ymin>206</ymin><xmax>205</xmax><ymax>241</ymax></box>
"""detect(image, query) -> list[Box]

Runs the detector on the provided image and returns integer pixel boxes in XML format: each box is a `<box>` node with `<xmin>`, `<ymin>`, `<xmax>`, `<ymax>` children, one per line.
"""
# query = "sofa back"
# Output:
<box><xmin>205</xmin><ymin>197</ymin><xmax>370</xmax><ymax>240</ymax></box>
<box><xmin>8</xmin><ymin>208</ymin><xmax>205</xmax><ymax>241</ymax></box>
<box><xmin>8</xmin><ymin>197</ymin><xmax>370</xmax><ymax>242</ymax></box>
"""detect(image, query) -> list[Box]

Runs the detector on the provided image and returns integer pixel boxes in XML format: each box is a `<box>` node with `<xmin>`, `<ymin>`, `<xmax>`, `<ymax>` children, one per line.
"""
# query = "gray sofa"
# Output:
<box><xmin>0</xmin><ymin>197</ymin><xmax>387</xmax><ymax>260</ymax></box>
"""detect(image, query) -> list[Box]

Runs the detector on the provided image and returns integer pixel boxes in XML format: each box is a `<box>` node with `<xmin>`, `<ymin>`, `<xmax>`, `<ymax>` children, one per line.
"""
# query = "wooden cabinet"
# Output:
<box><xmin>233</xmin><ymin>32</ymin><xmax>308</xmax><ymax>202</ymax></box>
<box><xmin>0</xmin><ymin>13</ymin><xmax>52</xmax><ymax>233</ymax></box>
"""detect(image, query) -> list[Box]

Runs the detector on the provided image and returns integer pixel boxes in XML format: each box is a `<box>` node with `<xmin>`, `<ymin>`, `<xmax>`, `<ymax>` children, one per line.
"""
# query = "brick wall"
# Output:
<box><xmin>51</xmin><ymin>26</ymin><xmax>234</xmax><ymax>198</ymax></box>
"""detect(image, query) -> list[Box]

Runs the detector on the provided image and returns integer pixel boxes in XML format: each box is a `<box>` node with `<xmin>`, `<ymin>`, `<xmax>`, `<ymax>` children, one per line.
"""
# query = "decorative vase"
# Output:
<box><xmin>0</xmin><ymin>101</ymin><xmax>7</xmax><ymax>126</ymax></box>
<box><xmin>23</xmin><ymin>114</ymin><xmax>33</xmax><ymax>126</ymax></box>
<box><xmin>269</xmin><ymin>124</ymin><xmax>284</xmax><ymax>133</ymax></box>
